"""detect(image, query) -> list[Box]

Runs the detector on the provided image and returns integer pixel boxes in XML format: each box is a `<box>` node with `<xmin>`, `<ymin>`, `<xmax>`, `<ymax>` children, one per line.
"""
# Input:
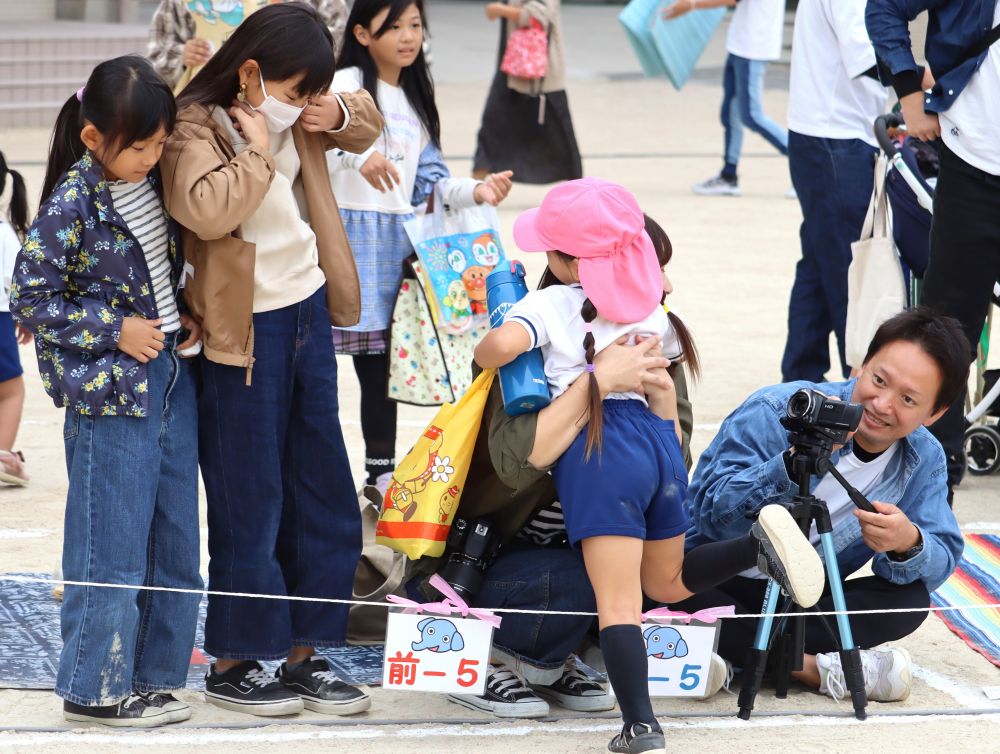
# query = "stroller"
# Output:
<box><xmin>873</xmin><ymin>113</ymin><xmax>1000</xmax><ymax>476</ymax></box>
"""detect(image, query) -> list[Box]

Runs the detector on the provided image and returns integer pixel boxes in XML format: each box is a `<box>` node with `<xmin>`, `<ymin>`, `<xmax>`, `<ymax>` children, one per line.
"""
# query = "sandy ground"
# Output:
<box><xmin>1</xmin><ymin>3</ymin><xmax>1000</xmax><ymax>751</ymax></box>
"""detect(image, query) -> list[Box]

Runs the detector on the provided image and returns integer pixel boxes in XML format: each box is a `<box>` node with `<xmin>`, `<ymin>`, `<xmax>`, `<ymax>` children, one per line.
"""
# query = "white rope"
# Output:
<box><xmin>2</xmin><ymin>574</ymin><xmax>998</xmax><ymax>621</ymax></box>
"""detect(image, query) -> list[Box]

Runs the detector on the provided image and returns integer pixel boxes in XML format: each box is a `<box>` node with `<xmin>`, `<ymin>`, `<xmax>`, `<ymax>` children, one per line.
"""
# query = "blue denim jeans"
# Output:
<box><xmin>721</xmin><ymin>54</ymin><xmax>789</xmax><ymax>170</ymax></box>
<box><xmin>781</xmin><ymin>131</ymin><xmax>878</xmax><ymax>383</ymax></box>
<box><xmin>200</xmin><ymin>287</ymin><xmax>361</xmax><ymax>660</ymax></box>
<box><xmin>57</xmin><ymin>334</ymin><xmax>200</xmax><ymax>706</ymax></box>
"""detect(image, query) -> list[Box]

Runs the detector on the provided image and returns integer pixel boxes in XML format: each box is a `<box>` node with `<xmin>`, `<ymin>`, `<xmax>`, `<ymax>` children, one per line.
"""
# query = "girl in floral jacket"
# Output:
<box><xmin>11</xmin><ymin>55</ymin><xmax>203</xmax><ymax>728</ymax></box>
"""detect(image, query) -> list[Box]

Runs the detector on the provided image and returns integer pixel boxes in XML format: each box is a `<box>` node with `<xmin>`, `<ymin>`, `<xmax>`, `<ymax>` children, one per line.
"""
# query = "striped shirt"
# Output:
<box><xmin>108</xmin><ymin>180</ymin><xmax>180</xmax><ymax>333</ymax></box>
<box><xmin>517</xmin><ymin>500</ymin><xmax>568</xmax><ymax>547</ymax></box>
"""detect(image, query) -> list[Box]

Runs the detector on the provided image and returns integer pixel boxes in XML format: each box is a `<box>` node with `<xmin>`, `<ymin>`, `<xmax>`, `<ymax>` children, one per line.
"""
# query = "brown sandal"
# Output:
<box><xmin>0</xmin><ymin>449</ymin><xmax>29</xmax><ymax>486</ymax></box>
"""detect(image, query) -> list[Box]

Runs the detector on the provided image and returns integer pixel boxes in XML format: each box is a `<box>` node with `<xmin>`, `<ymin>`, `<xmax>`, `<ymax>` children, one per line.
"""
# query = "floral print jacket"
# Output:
<box><xmin>10</xmin><ymin>152</ymin><xmax>182</xmax><ymax>417</ymax></box>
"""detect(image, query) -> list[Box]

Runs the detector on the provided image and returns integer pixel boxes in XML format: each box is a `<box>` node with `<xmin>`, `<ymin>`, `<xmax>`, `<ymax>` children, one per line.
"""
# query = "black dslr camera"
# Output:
<box><xmin>780</xmin><ymin>388</ymin><xmax>864</xmax><ymax>454</ymax></box>
<box><xmin>438</xmin><ymin>518</ymin><xmax>501</xmax><ymax>601</ymax></box>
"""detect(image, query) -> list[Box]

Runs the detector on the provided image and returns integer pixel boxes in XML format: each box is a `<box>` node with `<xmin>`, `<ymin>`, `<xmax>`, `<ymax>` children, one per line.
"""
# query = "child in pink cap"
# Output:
<box><xmin>475</xmin><ymin>178</ymin><xmax>824</xmax><ymax>754</ymax></box>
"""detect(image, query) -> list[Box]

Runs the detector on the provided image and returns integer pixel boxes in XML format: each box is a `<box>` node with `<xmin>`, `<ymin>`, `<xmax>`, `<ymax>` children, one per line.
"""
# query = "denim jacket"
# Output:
<box><xmin>11</xmin><ymin>152</ymin><xmax>182</xmax><ymax>417</ymax></box>
<box><xmin>685</xmin><ymin>379</ymin><xmax>963</xmax><ymax>592</ymax></box>
<box><xmin>866</xmin><ymin>0</ymin><xmax>998</xmax><ymax>113</ymax></box>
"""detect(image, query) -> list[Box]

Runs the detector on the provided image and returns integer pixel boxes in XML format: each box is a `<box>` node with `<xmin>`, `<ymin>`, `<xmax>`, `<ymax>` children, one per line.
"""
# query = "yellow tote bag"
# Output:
<box><xmin>376</xmin><ymin>369</ymin><xmax>496</xmax><ymax>559</ymax></box>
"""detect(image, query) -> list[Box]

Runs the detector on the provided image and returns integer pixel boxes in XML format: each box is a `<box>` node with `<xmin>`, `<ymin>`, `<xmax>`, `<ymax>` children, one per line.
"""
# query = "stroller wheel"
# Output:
<box><xmin>964</xmin><ymin>425</ymin><xmax>1000</xmax><ymax>476</ymax></box>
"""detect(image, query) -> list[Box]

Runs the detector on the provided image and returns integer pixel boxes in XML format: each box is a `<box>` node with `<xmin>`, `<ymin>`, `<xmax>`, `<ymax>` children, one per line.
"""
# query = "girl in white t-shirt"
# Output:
<box><xmin>330</xmin><ymin>0</ymin><xmax>513</xmax><ymax>490</ymax></box>
<box><xmin>475</xmin><ymin>178</ymin><xmax>822</xmax><ymax>753</ymax></box>
<box><xmin>0</xmin><ymin>151</ymin><xmax>31</xmax><ymax>485</ymax></box>
<box><xmin>666</xmin><ymin>0</ymin><xmax>788</xmax><ymax>196</ymax></box>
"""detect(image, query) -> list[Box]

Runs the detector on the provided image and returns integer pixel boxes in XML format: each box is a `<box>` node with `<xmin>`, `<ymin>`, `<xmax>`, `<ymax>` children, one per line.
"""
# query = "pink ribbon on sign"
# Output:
<box><xmin>641</xmin><ymin>605</ymin><xmax>736</xmax><ymax>625</ymax></box>
<box><xmin>384</xmin><ymin>574</ymin><xmax>502</xmax><ymax>629</ymax></box>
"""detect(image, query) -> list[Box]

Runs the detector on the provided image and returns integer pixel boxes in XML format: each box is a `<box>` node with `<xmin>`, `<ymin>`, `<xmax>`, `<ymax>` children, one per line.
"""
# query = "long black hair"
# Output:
<box><xmin>338</xmin><ymin>0</ymin><xmax>441</xmax><ymax>146</ymax></box>
<box><xmin>42</xmin><ymin>55</ymin><xmax>175</xmax><ymax>201</ymax></box>
<box><xmin>179</xmin><ymin>2</ymin><xmax>336</xmax><ymax>110</ymax></box>
<box><xmin>0</xmin><ymin>151</ymin><xmax>28</xmax><ymax>239</ymax></box>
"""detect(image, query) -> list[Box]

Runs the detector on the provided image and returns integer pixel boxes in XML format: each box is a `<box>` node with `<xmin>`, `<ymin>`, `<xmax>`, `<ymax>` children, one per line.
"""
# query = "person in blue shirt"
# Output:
<box><xmin>867</xmin><ymin>0</ymin><xmax>1000</xmax><ymax>504</ymax></box>
<box><xmin>674</xmin><ymin>307</ymin><xmax>969</xmax><ymax>704</ymax></box>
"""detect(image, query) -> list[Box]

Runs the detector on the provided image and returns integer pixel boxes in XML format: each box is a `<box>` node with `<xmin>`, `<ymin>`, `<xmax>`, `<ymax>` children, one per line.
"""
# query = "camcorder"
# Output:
<box><xmin>438</xmin><ymin>517</ymin><xmax>502</xmax><ymax>601</ymax></box>
<box><xmin>780</xmin><ymin>388</ymin><xmax>864</xmax><ymax>454</ymax></box>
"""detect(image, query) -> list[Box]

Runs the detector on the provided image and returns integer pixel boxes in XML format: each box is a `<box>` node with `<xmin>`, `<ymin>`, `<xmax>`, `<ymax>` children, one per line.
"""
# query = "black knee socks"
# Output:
<box><xmin>600</xmin><ymin>624</ymin><xmax>660</xmax><ymax>731</ymax></box>
<box><xmin>680</xmin><ymin>535</ymin><xmax>759</xmax><ymax>595</ymax></box>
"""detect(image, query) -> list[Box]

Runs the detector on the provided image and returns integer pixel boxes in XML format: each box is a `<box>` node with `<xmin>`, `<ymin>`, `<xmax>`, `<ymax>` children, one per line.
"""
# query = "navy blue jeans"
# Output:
<box><xmin>200</xmin><ymin>287</ymin><xmax>361</xmax><ymax>660</ymax></box>
<box><xmin>59</xmin><ymin>334</ymin><xmax>200</xmax><ymax>705</ymax></box>
<box><xmin>781</xmin><ymin>132</ymin><xmax>877</xmax><ymax>383</ymax></box>
<box><xmin>721</xmin><ymin>53</ymin><xmax>788</xmax><ymax>172</ymax></box>
<box><xmin>410</xmin><ymin>542</ymin><xmax>596</xmax><ymax>684</ymax></box>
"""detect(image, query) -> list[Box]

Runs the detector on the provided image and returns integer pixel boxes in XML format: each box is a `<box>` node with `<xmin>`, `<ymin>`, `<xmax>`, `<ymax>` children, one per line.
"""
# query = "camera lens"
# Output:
<box><xmin>787</xmin><ymin>389</ymin><xmax>814</xmax><ymax>420</ymax></box>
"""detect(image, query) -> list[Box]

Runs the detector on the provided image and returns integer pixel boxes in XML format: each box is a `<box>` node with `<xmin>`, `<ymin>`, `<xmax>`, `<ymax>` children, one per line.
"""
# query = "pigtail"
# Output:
<box><xmin>0</xmin><ymin>151</ymin><xmax>28</xmax><ymax>239</ymax></box>
<box><xmin>42</xmin><ymin>94</ymin><xmax>86</xmax><ymax>202</ymax></box>
<box><xmin>667</xmin><ymin>310</ymin><xmax>700</xmax><ymax>381</ymax></box>
<box><xmin>581</xmin><ymin>297</ymin><xmax>604</xmax><ymax>459</ymax></box>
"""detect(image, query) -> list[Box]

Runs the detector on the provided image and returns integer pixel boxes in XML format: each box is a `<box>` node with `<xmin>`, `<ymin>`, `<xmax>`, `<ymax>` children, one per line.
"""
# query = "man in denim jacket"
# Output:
<box><xmin>675</xmin><ymin>308</ymin><xmax>968</xmax><ymax>703</ymax></box>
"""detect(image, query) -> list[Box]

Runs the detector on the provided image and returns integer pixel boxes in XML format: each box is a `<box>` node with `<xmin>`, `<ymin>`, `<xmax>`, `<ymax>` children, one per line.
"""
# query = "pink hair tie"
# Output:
<box><xmin>75</xmin><ymin>86</ymin><xmax>85</xmax><ymax>102</ymax></box>
<box><xmin>582</xmin><ymin>322</ymin><xmax>593</xmax><ymax>333</ymax></box>
<box><xmin>586</xmin><ymin>364</ymin><xmax>595</xmax><ymax>373</ymax></box>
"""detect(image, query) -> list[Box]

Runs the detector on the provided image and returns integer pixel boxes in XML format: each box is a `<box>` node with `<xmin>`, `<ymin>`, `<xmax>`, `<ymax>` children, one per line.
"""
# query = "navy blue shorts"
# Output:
<box><xmin>551</xmin><ymin>399</ymin><xmax>690</xmax><ymax>545</ymax></box>
<box><xmin>0</xmin><ymin>313</ymin><xmax>22</xmax><ymax>383</ymax></box>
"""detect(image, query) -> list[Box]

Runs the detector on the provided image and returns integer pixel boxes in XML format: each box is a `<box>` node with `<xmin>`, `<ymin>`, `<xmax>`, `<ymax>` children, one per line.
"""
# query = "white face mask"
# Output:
<box><xmin>253</xmin><ymin>71</ymin><xmax>304</xmax><ymax>132</ymax></box>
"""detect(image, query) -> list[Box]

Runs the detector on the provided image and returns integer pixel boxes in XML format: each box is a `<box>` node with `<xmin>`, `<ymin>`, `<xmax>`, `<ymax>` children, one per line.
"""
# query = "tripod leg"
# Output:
<box><xmin>820</xmin><ymin>532</ymin><xmax>868</xmax><ymax>721</ymax></box>
<box><xmin>737</xmin><ymin>579</ymin><xmax>782</xmax><ymax>720</ymax></box>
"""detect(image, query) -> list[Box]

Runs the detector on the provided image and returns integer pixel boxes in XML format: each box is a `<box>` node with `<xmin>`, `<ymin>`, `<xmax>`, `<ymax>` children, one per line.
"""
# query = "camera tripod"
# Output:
<box><xmin>737</xmin><ymin>444</ymin><xmax>878</xmax><ymax>721</ymax></box>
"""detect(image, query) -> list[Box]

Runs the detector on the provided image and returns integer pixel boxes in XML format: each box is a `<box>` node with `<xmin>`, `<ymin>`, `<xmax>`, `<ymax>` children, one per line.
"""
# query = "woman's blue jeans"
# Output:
<box><xmin>57</xmin><ymin>336</ymin><xmax>200</xmax><ymax>706</ymax></box>
<box><xmin>199</xmin><ymin>287</ymin><xmax>361</xmax><ymax>660</ymax></box>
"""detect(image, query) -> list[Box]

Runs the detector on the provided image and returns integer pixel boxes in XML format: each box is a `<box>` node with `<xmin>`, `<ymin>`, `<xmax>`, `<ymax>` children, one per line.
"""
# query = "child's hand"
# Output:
<box><xmin>485</xmin><ymin>2</ymin><xmax>508</xmax><ymax>20</ymax></box>
<box><xmin>119</xmin><ymin>317</ymin><xmax>165</xmax><ymax>363</ymax></box>
<box><xmin>644</xmin><ymin>365</ymin><xmax>681</xmax><ymax>439</ymax></box>
<box><xmin>229</xmin><ymin>101</ymin><xmax>270</xmax><ymax>152</ymax></box>
<box><xmin>177</xmin><ymin>313</ymin><xmax>202</xmax><ymax>359</ymax></box>
<box><xmin>360</xmin><ymin>152</ymin><xmax>400</xmax><ymax>192</ymax></box>
<box><xmin>301</xmin><ymin>93</ymin><xmax>345</xmax><ymax>133</ymax></box>
<box><xmin>474</xmin><ymin>171</ymin><xmax>514</xmax><ymax>206</ymax></box>
<box><xmin>663</xmin><ymin>0</ymin><xmax>694</xmax><ymax>20</ymax></box>
<box><xmin>14</xmin><ymin>324</ymin><xmax>32</xmax><ymax>346</ymax></box>
<box><xmin>182</xmin><ymin>38</ymin><xmax>213</xmax><ymax>68</ymax></box>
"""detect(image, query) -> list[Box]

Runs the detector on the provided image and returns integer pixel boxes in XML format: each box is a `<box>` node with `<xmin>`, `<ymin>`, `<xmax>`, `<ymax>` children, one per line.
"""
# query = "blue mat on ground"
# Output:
<box><xmin>0</xmin><ymin>574</ymin><xmax>385</xmax><ymax>690</ymax></box>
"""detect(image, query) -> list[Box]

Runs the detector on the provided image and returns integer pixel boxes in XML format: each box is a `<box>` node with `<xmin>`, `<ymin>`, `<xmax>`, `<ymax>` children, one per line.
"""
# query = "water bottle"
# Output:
<box><xmin>486</xmin><ymin>261</ymin><xmax>551</xmax><ymax>416</ymax></box>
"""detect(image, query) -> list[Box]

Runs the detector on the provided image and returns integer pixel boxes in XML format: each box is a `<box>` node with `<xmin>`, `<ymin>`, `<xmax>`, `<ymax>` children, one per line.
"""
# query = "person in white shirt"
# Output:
<box><xmin>0</xmin><ymin>151</ymin><xmax>31</xmax><ymax>485</ymax></box>
<box><xmin>665</xmin><ymin>0</ymin><xmax>789</xmax><ymax>196</ymax></box>
<box><xmin>329</xmin><ymin>0</ymin><xmax>512</xmax><ymax>492</ymax></box>
<box><xmin>779</xmin><ymin>0</ymin><xmax>893</xmax><ymax>386</ymax></box>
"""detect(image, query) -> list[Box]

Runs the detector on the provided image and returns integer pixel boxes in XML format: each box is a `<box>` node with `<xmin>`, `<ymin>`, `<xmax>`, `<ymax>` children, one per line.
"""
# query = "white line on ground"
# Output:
<box><xmin>961</xmin><ymin>522</ymin><xmax>1000</xmax><ymax>531</ymax></box>
<box><xmin>0</xmin><ymin>528</ymin><xmax>53</xmax><ymax>539</ymax></box>
<box><xmin>4</xmin><ymin>713</ymin><xmax>1000</xmax><ymax>747</ymax></box>
<box><xmin>910</xmin><ymin>663</ymin><xmax>1000</xmax><ymax>709</ymax></box>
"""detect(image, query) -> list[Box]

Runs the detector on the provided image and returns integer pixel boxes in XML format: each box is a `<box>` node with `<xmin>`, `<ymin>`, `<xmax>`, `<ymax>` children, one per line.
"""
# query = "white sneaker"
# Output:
<box><xmin>817</xmin><ymin>647</ymin><xmax>912</xmax><ymax>703</ymax></box>
<box><xmin>695</xmin><ymin>653</ymin><xmax>733</xmax><ymax>700</ymax></box>
<box><xmin>692</xmin><ymin>174</ymin><xmax>741</xmax><ymax>197</ymax></box>
<box><xmin>751</xmin><ymin>505</ymin><xmax>826</xmax><ymax>608</ymax></box>
<box><xmin>448</xmin><ymin>665</ymin><xmax>550</xmax><ymax>718</ymax></box>
<box><xmin>374</xmin><ymin>471</ymin><xmax>393</xmax><ymax>499</ymax></box>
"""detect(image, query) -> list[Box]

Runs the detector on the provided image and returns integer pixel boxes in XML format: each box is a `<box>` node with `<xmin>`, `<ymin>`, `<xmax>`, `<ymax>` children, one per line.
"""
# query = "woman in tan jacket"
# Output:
<box><xmin>159</xmin><ymin>3</ymin><xmax>384</xmax><ymax>718</ymax></box>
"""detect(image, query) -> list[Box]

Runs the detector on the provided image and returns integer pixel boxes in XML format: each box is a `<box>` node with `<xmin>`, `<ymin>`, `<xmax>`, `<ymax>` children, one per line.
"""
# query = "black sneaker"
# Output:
<box><xmin>751</xmin><ymin>504</ymin><xmax>825</xmax><ymax>608</ymax></box>
<box><xmin>137</xmin><ymin>691</ymin><xmax>192</xmax><ymax>723</ymax></box>
<box><xmin>531</xmin><ymin>657</ymin><xmax>615</xmax><ymax>712</ymax></box>
<box><xmin>447</xmin><ymin>665</ymin><xmax>550</xmax><ymax>718</ymax></box>
<box><xmin>276</xmin><ymin>657</ymin><xmax>371</xmax><ymax>715</ymax></box>
<box><xmin>204</xmin><ymin>661</ymin><xmax>304</xmax><ymax>716</ymax></box>
<box><xmin>63</xmin><ymin>694</ymin><xmax>173</xmax><ymax>728</ymax></box>
<box><xmin>608</xmin><ymin>722</ymin><xmax>666</xmax><ymax>753</ymax></box>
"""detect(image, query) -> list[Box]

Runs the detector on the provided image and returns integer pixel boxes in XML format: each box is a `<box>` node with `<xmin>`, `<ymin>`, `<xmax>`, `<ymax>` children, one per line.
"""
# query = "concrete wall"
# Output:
<box><xmin>1</xmin><ymin>0</ymin><xmax>58</xmax><ymax>22</ymax></box>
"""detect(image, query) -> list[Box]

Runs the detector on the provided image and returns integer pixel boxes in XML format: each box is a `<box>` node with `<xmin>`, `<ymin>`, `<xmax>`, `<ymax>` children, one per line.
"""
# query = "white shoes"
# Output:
<box><xmin>692</xmin><ymin>174</ymin><xmax>741</xmax><ymax>196</ymax></box>
<box><xmin>751</xmin><ymin>505</ymin><xmax>826</xmax><ymax>608</ymax></box>
<box><xmin>695</xmin><ymin>653</ymin><xmax>733</xmax><ymax>700</ymax></box>
<box><xmin>817</xmin><ymin>646</ymin><xmax>913</xmax><ymax>703</ymax></box>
